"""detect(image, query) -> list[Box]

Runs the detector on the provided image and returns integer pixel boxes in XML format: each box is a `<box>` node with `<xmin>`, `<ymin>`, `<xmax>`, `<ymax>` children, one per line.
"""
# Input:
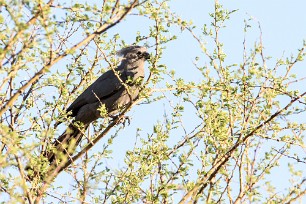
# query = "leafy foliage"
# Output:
<box><xmin>0</xmin><ymin>0</ymin><xmax>306</xmax><ymax>203</ymax></box>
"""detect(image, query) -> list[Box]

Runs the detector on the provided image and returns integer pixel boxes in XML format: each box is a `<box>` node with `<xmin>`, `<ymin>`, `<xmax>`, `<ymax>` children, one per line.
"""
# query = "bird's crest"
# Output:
<box><xmin>117</xmin><ymin>45</ymin><xmax>147</xmax><ymax>56</ymax></box>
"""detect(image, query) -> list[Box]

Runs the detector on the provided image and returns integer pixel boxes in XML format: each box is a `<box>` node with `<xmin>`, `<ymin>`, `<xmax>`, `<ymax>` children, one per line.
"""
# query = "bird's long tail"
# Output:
<box><xmin>45</xmin><ymin>123</ymin><xmax>89</xmax><ymax>166</ymax></box>
<box><xmin>26</xmin><ymin>123</ymin><xmax>89</xmax><ymax>180</ymax></box>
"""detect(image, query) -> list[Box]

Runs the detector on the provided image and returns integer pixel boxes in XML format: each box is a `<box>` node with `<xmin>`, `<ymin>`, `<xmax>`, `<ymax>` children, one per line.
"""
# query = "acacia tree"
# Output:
<box><xmin>1</xmin><ymin>0</ymin><xmax>306</xmax><ymax>203</ymax></box>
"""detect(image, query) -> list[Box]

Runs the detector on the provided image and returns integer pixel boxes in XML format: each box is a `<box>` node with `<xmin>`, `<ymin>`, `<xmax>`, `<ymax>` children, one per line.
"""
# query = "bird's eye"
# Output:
<box><xmin>137</xmin><ymin>51</ymin><xmax>142</xmax><ymax>55</ymax></box>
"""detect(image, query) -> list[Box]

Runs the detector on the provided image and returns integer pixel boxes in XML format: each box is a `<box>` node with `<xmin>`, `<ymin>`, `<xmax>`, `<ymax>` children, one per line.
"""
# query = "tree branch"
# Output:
<box><xmin>179</xmin><ymin>91</ymin><xmax>306</xmax><ymax>203</ymax></box>
<box><xmin>0</xmin><ymin>0</ymin><xmax>139</xmax><ymax>117</ymax></box>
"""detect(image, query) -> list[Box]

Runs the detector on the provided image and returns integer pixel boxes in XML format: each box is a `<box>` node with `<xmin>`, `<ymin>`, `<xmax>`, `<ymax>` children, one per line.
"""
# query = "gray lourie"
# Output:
<box><xmin>46</xmin><ymin>45</ymin><xmax>150</xmax><ymax>165</ymax></box>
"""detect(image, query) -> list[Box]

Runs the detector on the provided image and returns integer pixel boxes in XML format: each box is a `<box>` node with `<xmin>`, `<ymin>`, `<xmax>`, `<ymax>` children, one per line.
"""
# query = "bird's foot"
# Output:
<box><xmin>110</xmin><ymin>115</ymin><xmax>131</xmax><ymax>127</ymax></box>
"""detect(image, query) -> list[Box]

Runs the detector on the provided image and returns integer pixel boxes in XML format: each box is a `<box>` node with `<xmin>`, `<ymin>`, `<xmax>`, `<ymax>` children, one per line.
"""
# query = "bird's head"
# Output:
<box><xmin>117</xmin><ymin>45</ymin><xmax>150</xmax><ymax>62</ymax></box>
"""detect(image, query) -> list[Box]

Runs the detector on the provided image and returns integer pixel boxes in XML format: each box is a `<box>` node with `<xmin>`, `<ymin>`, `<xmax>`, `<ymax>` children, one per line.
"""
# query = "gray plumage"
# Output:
<box><xmin>46</xmin><ymin>45</ymin><xmax>149</xmax><ymax>164</ymax></box>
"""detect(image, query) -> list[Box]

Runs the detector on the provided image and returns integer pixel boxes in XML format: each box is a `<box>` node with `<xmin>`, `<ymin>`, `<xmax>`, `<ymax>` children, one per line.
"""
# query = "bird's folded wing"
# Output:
<box><xmin>66</xmin><ymin>69</ymin><xmax>126</xmax><ymax>115</ymax></box>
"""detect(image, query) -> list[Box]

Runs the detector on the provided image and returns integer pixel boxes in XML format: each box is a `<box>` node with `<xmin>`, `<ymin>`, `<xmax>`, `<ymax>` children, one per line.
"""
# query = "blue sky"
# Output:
<box><xmin>51</xmin><ymin>0</ymin><xmax>306</xmax><ymax>201</ymax></box>
<box><xmin>2</xmin><ymin>0</ymin><xmax>306</xmax><ymax>202</ymax></box>
<box><xmin>102</xmin><ymin>0</ymin><xmax>306</xmax><ymax>201</ymax></box>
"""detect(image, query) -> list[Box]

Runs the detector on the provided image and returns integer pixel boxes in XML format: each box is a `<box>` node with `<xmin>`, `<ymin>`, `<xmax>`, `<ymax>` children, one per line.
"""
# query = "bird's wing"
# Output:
<box><xmin>66</xmin><ymin>69</ymin><xmax>126</xmax><ymax>116</ymax></box>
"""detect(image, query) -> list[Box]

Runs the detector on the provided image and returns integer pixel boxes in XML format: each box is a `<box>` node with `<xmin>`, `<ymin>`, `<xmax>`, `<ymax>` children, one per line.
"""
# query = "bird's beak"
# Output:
<box><xmin>143</xmin><ymin>52</ymin><xmax>150</xmax><ymax>60</ymax></box>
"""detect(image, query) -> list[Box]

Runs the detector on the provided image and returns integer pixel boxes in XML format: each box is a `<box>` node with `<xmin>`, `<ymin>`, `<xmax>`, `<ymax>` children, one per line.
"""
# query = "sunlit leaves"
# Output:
<box><xmin>1</xmin><ymin>0</ymin><xmax>306</xmax><ymax>203</ymax></box>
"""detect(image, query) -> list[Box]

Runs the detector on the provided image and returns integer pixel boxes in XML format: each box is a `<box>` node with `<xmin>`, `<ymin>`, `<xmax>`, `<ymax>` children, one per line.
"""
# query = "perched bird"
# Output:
<box><xmin>45</xmin><ymin>45</ymin><xmax>150</xmax><ymax>165</ymax></box>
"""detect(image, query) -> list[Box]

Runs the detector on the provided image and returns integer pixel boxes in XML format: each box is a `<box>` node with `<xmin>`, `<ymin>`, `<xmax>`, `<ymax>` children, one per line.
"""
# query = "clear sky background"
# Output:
<box><xmin>50</xmin><ymin>0</ymin><xmax>306</xmax><ymax>202</ymax></box>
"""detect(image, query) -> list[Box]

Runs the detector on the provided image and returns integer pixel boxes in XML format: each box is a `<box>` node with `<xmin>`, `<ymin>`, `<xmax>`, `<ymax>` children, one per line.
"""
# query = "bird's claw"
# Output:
<box><xmin>110</xmin><ymin>115</ymin><xmax>131</xmax><ymax>127</ymax></box>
